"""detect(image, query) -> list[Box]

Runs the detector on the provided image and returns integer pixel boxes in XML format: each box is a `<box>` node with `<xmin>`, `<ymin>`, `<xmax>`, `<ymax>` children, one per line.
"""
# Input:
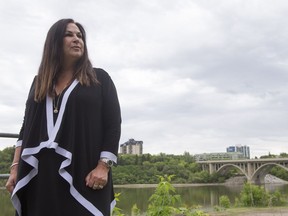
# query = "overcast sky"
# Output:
<box><xmin>0</xmin><ymin>0</ymin><xmax>287</xmax><ymax>158</ymax></box>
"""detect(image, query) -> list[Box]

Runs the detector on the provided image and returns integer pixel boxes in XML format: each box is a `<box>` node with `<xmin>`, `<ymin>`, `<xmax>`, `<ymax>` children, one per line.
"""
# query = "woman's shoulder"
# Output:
<box><xmin>94</xmin><ymin>68</ymin><xmax>109</xmax><ymax>78</ymax></box>
<box><xmin>93</xmin><ymin>68</ymin><xmax>113</xmax><ymax>84</ymax></box>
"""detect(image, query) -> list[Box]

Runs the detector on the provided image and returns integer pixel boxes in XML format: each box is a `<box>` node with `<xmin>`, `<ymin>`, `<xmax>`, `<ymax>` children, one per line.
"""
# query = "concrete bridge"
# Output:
<box><xmin>197</xmin><ymin>158</ymin><xmax>288</xmax><ymax>184</ymax></box>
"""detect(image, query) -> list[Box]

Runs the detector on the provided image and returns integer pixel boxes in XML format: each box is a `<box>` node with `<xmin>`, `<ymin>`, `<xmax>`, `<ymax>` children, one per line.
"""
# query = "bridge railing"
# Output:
<box><xmin>0</xmin><ymin>133</ymin><xmax>19</xmax><ymax>180</ymax></box>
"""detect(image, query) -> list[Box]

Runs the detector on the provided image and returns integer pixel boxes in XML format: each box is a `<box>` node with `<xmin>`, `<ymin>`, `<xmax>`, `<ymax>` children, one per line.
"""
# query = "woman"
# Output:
<box><xmin>5</xmin><ymin>18</ymin><xmax>121</xmax><ymax>216</ymax></box>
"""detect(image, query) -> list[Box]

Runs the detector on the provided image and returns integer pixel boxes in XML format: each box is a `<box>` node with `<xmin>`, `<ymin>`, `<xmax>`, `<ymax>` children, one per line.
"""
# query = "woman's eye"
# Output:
<box><xmin>65</xmin><ymin>33</ymin><xmax>73</xmax><ymax>37</ymax></box>
<box><xmin>64</xmin><ymin>33</ymin><xmax>82</xmax><ymax>39</ymax></box>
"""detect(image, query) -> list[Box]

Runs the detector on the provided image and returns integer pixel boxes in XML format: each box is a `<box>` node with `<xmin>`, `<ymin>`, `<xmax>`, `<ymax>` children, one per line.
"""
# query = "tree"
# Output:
<box><xmin>0</xmin><ymin>146</ymin><xmax>15</xmax><ymax>173</ymax></box>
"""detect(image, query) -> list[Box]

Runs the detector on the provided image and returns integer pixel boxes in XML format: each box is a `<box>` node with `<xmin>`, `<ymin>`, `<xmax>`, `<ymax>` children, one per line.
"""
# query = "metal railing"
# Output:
<box><xmin>0</xmin><ymin>174</ymin><xmax>9</xmax><ymax>179</ymax></box>
<box><xmin>0</xmin><ymin>133</ymin><xmax>19</xmax><ymax>180</ymax></box>
<box><xmin>0</xmin><ymin>133</ymin><xmax>19</xmax><ymax>139</ymax></box>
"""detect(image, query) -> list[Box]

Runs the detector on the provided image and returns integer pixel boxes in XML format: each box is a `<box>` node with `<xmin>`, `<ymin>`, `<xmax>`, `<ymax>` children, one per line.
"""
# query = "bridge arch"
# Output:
<box><xmin>217</xmin><ymin>164</ymin><xmax>249</xmax><ymax>180</ymax></box>
<box><xmin>197</xmin><ymin>158</ymin><xmax>288</xmax><ymax>184</ymax></box>
<box><xmin>251</xmin><ymin>163</ymin><xmax>288</xmax><ymax>184</ymax></box>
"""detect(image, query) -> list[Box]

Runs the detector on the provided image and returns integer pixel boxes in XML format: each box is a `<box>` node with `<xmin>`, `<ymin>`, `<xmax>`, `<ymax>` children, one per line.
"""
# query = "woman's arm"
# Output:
<box><xmin>6</xmin><ymin>146</ymin><xmax>22</xmax><ymax>193</ymax></box>
<box><xmin>5</xmin><ymin>76</ymin><xmax>36</xmax><ymax>193</ymax></box>
<box><xmin>85</xmin><ymin>69</ymin><xmax>121</xmax><ymax>189</ymax></box>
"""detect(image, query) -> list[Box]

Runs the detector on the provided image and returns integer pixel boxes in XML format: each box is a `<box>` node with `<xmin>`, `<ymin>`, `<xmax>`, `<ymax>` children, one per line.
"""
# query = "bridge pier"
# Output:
<box><xmin>246</xmin><ymin>162</ymin><xmax>254</xmax><ymax>182</ymax></box>
<box><xmin>209</xmin><ymin>163</ymin><xmax>216</xmax><ymax>174</ymax></box>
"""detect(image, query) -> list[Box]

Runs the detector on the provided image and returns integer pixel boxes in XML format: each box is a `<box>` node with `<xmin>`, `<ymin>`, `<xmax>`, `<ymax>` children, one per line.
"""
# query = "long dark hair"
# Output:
<box><xmin>34</xmin><ymin>18</ymin><xmax>98</xmax><ymax>101</ymax></box>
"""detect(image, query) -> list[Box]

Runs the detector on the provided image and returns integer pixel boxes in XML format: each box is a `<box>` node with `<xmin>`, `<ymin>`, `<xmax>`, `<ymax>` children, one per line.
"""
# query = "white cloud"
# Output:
<box><xmin>0</xmin><ymin>0</ymin><xmax>287</xmax><ymax>158</ymax></box>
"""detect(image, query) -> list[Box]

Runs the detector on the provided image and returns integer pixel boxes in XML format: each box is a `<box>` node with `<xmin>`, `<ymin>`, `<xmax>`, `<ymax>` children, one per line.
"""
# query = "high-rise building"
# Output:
<box><xmin>120</xmin><ymin>138</ymin><xmax>143</xmax><ymax>155</ymax></box>
<box><xmin>226</xmin><ymin>145</ymin><xmax>250</xmax><ymax>159</ymax></box>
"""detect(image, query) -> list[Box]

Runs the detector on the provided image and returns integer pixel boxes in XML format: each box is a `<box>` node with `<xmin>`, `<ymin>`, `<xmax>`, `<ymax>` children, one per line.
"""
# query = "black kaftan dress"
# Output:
<box><xmin>11</xmin><ymin>69</ymin><xmax>121</xmax><ymax>216</ymax></box>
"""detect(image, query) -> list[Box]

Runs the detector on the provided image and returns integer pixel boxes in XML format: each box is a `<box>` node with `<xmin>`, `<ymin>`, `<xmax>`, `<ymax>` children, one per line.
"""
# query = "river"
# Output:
<box><xmin>1</xmin><ymin>184</ymin><xmax>288</xmax><ymax>215</ymax></box>
<box><xmin>114</xmin><ymin>183</ymin><xmax>288</xmax><ymax>214</ymax></box>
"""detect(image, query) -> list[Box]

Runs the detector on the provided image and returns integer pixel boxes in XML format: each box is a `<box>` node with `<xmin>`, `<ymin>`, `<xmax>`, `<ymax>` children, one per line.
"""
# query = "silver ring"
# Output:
<box><xmin>93</xmin><ymin>184</ymin><xmax>99</xmax><ymax>190</ymax></box>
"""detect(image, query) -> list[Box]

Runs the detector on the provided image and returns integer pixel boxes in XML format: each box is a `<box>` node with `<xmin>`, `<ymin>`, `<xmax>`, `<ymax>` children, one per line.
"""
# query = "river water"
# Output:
<box><xmin>1</xmin><ymin>184</ymin><xmax>288</xmax><ymax>215</ymax></box>
<box><xmin>114</xmin><ymin>184</ymin><xmax>288</xmax><ymax>214</ymax></box>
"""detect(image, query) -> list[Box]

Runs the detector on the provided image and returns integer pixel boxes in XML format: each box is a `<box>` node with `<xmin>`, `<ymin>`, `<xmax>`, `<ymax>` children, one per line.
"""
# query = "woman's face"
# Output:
<box><xmin>63</xmin><ymin>23</ymin><xmax>84</xmax><ymax>62</ymax></box>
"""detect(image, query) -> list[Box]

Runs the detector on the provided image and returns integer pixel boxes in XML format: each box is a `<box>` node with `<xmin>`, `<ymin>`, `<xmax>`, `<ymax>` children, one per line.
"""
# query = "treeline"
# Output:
<box><xmin>1</xmin><ymin>147</ymin><xmax>288</xmax><ymax>184</ymax></box>
<box><xmin>0</xmin><ymin>147</ymin><xmax>14</xmax><ymax>174</ymax></box>
<box><xmin>113</xmin><ymin>153</ymin><xmax>233</xmax><ymax>184</ymax></box>
<box><xmin>0</xmin><ymin>149</ymin><xmax>232</xmax><ymax>184</ymax></box>
<box><xmin>259</xmin><ymin>152</ymin><xmax>288</xmax><ymax>159</ymax></box>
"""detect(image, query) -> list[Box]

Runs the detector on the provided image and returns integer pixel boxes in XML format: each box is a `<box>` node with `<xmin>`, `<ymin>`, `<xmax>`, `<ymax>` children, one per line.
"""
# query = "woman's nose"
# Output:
<box><xmin>73</xmin><ymin>34</ymin><xmax>79</xmax><ymax>42</ymax></box>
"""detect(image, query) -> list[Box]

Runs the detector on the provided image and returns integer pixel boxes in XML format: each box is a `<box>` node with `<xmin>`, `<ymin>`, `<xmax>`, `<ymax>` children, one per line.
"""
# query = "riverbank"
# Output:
<box><xmin>114</xmin><ymin>183</ymin><xmax>224</xmax><ymax>188</ymax></box>
<box><xmin>114</xmin><ymin>174</ymin><xmax>288</xmax><ymax>188</ymax></box>
<box><xmin>224</xmin><ymin>174</ymin><xmax>288</xmax><ymax>185</ymax></box>
<box><xmin>208</xmin><ymin>207</ymin><xmax>288</xmax><ymax>216</ymax></box>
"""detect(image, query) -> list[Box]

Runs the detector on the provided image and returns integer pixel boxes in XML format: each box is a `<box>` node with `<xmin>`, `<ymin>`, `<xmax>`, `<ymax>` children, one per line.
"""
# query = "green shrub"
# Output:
<box><xmin>131</xmin><ymin>204</ymin><xmax>141</xmax><ymax>216</ymax></box>
<box><xmin>112</xmin><ymin>193</ymin><xmax>125</xmax><ymax>216</ymax></box>
<box><xmin>147</xmin><ymin>175</ymin><xmax>181</xmax><ymax>216</ymax></box>
<box><xmin>240</xmin><ymin>183</ymin><xmax>269</xmax><ymax>207</ymax></box>
<box><xmin>192</xmin><ymin>211</ymin><xmax>209</xmax><ymax>216</ymax></box>
<box><xmin>219</xmin><ymin>195</ymin><xmax>230</xmax><ymax>209</ymax></box>
<box><xmin>269</xmin><ymin>190</ymin><xmax>286</xmax><ymax>206</ymax></box>
<box><xmin>234</xmin><ymin>197</ymin><xmax>241</xmax><ymax>207</ymax></box>
<box><xmin>238</xmin><ymin>183</ymin><xmax>287</xmax><ymax>207</ymax></box>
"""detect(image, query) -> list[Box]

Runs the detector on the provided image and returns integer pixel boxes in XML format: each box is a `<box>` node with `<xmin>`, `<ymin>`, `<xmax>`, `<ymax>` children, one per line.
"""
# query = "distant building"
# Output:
<box><xmin>120</xmin><ymin>138</ymin><xmax>143</xmax><ymax>155</ymax></box>
<box><xmin>194</xmin><ymin>152</ymin><xmax>245</xmax><ymax>161</ymax></box>
<box><xmin>226</xmin><ymin>145</ymin><xmax>250</xmax><ymax>159</ymax></box>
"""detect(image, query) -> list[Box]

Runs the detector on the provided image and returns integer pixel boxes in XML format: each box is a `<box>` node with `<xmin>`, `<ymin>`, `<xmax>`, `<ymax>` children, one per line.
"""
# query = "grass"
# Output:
<box><xmin>0</xmin><ymin>189</ymin><xmax>14</xmax><ymax>216</ymax></box>
<box><xmin>208</xmin><ymin>206</ymin><xmax>288</xmax><ymax>216</ymax></box>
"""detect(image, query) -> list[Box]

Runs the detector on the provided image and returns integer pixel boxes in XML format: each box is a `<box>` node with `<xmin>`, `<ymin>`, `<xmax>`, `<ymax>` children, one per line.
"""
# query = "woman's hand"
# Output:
<box><xmin>85</xmin><ymin>162</ymin><xmax>109</xmax><ymax>190</ymax></box>
<box><xmin>6</xmin><ymin>147</ymin><xmax>21</xmax><ymax>193</ymax></box>
<box><xmin>5</xmin><ymin>165</ymin><xmax>18</xmax><ymax>194</ymax></box>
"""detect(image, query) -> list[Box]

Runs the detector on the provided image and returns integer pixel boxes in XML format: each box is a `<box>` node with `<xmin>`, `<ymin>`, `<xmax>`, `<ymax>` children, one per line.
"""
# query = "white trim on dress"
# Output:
<box><xmin>15</xmin><ymin>140</ymin><xmax>22</xmax><ymax>147</ymax></box>
<box><xmin>100</xmin><ymin>151</ymin><xmax>117</xmax><ymax>163</ymax></box>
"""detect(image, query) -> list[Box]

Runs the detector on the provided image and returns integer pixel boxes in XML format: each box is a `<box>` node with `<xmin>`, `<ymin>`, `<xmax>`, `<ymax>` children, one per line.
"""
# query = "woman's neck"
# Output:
<box><xmin>54</xmin><ymin>70</ymin><xmax>74</xmax><ymax>95</ymax></box>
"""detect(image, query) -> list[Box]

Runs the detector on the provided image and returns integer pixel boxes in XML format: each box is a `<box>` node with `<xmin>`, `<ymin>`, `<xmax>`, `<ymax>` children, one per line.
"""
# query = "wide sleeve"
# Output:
<box><xmin>97</xmin><ymin>69</ymin><xmax>121</xmax><ymax>163</ymax></box>
<box><xmin>16</xmin><ymin>76</ymin><xmax>37</xmax><ymax>147</ymax></box>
